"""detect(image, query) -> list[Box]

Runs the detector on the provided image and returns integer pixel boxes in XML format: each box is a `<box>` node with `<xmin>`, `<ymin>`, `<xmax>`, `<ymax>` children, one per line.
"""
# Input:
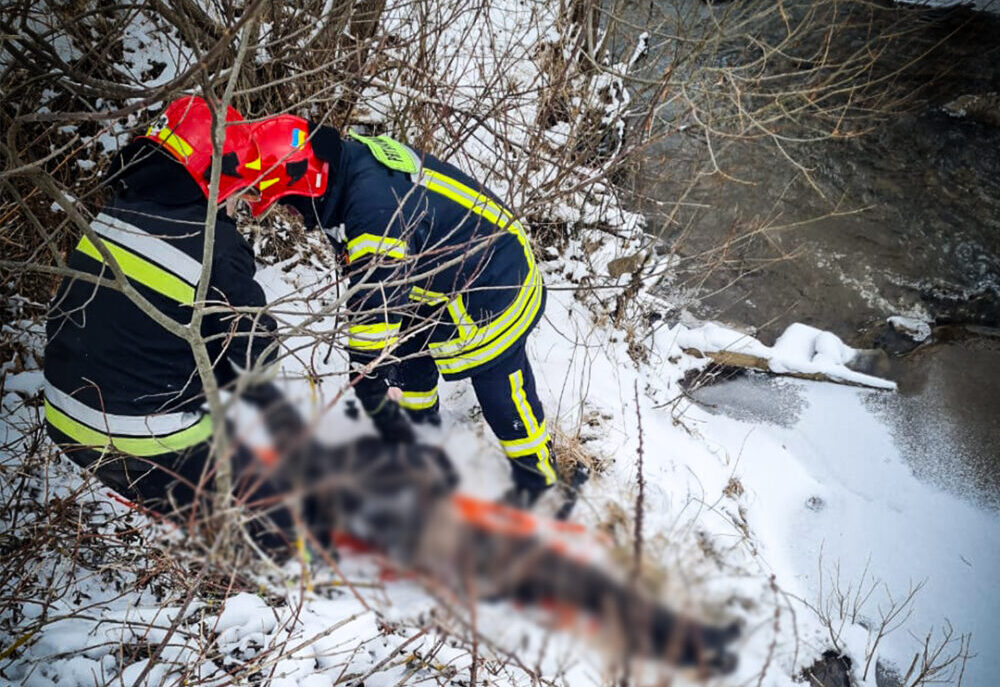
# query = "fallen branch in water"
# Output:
<box><xmin>675</xmin><ymin>322</ymin><xmax>896</xmax><ymax>390</ymax></box>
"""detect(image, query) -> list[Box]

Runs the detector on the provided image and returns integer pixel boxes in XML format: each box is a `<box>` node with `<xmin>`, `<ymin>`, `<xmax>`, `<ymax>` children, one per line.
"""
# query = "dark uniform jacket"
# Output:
<box><xmin>44</xmin><ymin>141</ymin><xmax>276</xmax><ymax>458</ymax></box>
<box><xmin>290</xmin><ymin>127</ymin><xmax>545</xmax><ymax>380</ymax></box>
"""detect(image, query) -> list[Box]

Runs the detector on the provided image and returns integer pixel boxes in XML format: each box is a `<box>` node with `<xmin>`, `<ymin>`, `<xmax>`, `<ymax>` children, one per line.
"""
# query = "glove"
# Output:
<box><xmin>369</xmin><ymin>398</ymin><xmax>415</xmax><ymax>443</ymax></box>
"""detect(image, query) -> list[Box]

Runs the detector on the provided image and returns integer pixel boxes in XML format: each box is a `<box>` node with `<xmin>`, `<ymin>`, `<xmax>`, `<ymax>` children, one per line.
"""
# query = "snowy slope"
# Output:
<box><xmin>8</xmin><ymin>243</ymin><xmax>992</xmax><ymax>685</ymax></box>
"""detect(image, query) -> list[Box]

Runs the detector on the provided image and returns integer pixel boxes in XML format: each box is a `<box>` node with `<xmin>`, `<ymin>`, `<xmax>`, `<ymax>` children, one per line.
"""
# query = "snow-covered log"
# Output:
<box><xmin>675</xmin><ymin>322</ymin><xmax>897</xmax><ymax>390</ymax></box>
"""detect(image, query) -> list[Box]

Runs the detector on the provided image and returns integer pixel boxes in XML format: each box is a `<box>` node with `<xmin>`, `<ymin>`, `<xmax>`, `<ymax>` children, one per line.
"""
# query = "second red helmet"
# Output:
<box><xmin>243</xmin><ymin>115</ymin><xmax>330</xmax><ymax>217</ymax></box>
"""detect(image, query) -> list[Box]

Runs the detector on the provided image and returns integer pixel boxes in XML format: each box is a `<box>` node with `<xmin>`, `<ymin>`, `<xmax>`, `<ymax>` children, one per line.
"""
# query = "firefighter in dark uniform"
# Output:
<box><xmin>43</xmin><ymin>96</ymin><xmax>292</xmax><ymax>547</ymax></box>
<box><xmin>240</xmin><ymin>117</ymin><xmax>559</xmax><ymax>506</ymax></box>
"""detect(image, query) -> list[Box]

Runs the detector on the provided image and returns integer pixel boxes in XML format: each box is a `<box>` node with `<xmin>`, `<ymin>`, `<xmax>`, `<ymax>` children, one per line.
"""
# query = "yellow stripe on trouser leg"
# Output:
<box><xmin>44</xmin><ymin>400</ymin><xmax>212</xmax><ymax>457</ymax></box>
<box><xmin>399</xmin><ymin>388</ymin><xmax>439</xmax><ymax>411</ymax></box>
<box><xmin>413</xmin><ymin>165</ymin><xmax>544</xmax><ymax>377</ymax></box>
<box><xmin>431</xmin><ymin>271</ymin><xmax>542</xmax><ymax>376</ymax></box>
<box><xmin>504</xmin><ymin>370</ymin><xmax>557</xmax><ymax>485</ymax></box>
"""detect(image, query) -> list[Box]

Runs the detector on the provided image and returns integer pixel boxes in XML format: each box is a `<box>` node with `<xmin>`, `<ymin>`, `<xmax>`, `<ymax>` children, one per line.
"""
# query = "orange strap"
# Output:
<box><xmin>450</xmin><ymin>493</ymin><xmax>538</xmax><ymax>537</ymax></box>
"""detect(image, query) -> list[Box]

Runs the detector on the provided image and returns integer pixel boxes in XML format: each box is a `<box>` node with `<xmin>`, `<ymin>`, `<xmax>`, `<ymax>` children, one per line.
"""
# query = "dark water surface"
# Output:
<box><xmin>637</xmin><ymin>4</ymin><xmax>1000</xmax><ymax>504</ymax></box>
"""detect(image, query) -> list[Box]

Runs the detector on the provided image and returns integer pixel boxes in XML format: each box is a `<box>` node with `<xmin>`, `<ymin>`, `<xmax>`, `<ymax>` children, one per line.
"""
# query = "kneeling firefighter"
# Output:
<box><xmin>43</xmin><ymin>96</ymin><xmax>306</xmax><ymax>551</ymax></box>
<box><xmin>239</xmin><ymin>117</ymin><xmax>561</xmax><ymax>506</ymax></box>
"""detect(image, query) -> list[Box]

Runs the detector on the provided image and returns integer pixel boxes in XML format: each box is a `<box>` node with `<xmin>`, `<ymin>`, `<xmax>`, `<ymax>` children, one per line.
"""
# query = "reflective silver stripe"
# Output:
<box><xmin>499</xmin><ymin>425</ymin><xmax>550</xmax><ymax>457</ymax></box>
<box><xmin>399</xmin><ymin>388</ymin><xmax>438</xmax><ymax>410</ymax></box>
<box><xmin>400</xmin><ymin>143</ymin><xmax>423</xmax><ymax>177</ymax></box>
<box><xmin>345</xmin><ymin>234</ymin><xmax>408</xmax><ymax>262</ymax></box>
<box><xmin>92</xmin><ymin>213</ymin><xmax>202</xmax><ymax>285</ymax></box>
<box><xmin>44</xmin><ymin>378</ymin><xmax>204</xmax><ymax>437</ymax></box>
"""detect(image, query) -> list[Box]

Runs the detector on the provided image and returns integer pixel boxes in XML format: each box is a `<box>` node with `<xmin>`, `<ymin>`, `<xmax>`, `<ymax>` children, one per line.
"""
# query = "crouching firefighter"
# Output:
<box><xmin>43</xmin><ymin>96</ymin><xmax>303</xmax><ymax>553</ymax></box>
<box><xmin>239</xmin><ymin>117</ymin><xmax>563</xmax><ymax>507</ymax></box>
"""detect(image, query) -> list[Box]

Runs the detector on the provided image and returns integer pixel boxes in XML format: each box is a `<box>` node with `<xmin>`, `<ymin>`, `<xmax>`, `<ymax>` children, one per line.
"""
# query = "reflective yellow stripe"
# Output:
<box><xmin>151</xmin><ymin>125</ymin><xmax>194</xmax><ymax>159</ymax></box>
<box><xmin>505</xmin><ymin>370</ymin><xmax>556</xmax><ymax>485</ymax></box>
<box><xmin>473</xmin><ymin>265</ymin><xmax>538</xmax><ymax>342</ymax></box>
<box><xmin>410</xmin><ymin>166</ymin><xmax>541</xmax><ymax>374</ymax></box>
<box><xmin>409</xmin><ymin>287</ymin><xmax>448</xmax><ymax>305</ymax></box>
<box><xmin>347</xmin><ymin>321</ymin><xmax>401</xmax><ymax>351</ymax></box>
<box><xmin>346</xmin><ymin>233</ymin><xmax>408</xmax><ymax>263</ymax></box>
<box><xmin>432</xmin><ymin>271</ymin><xmax>543</xmax><ymax>375</ymax></box>
<box><xmin>45</xmin><ymin>400</ymin><xmax>212</xmax><ymax>457</ymax></box>
<box><xmin>510</xmin><ymin>370</ymin><xmax>538</xmax><ymax>434</ymax></box>
<box><xmin>447</xmin><ymin>294</ymin><xmax>477</xmax><ymax>340</ymax></box>
<box><xmin>347</xmin><ymin>337</ymin><xmax>400</xmax><ymax>351</ymax></box>
<box><xmin>399</xmin><ymin>388</ymin><xmax>439</xmax><ymax>411</ymax></box>
<box><xmin>428</xmin><ymin>265</ymin><xmax>540</xmax><ymax>359</ymax></box>
<box><xmin>76</xmin><ymin>235</ymin><xmax>195</xmax><ymax>305</ymax></box>
<box><xmin>536</xmin><ymin>444</ymin><xmax>556</xmax><ymax>485</ymax></box>
<box><xmin>499</xmin><ymin>420</ymin><xmax>549</xmax><ymax>457</ymax></box>
<box><xmin>412</xmin><ymin>288</ymin><xmax>479</xmax><ymax>344</ymax></box>
<box><xmin>420</xmin><ymin>169</ymin><xmax>534</xmax><ymax>257</ymax></box>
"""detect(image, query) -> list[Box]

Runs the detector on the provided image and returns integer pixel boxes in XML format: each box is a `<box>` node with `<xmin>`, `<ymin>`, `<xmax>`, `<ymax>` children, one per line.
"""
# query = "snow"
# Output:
<box><xmin>120</xmin><ymin>10</ymin><xmax>193</xmax><ymax>89</ymax></box>
<box><xmin>215</xmin><ymin>592</ymin><xmax>277</xmax><ymax>639</ymax></box>
<box><xmin>48</xmin><ymin>192</ymin><xmax>76</xmax><ymax>214</ymax></box>
<box><xmin>698</xmin><ymin>377</ymin><xmax>1000</xmax><ymax>684</ymax></box>
<box><xmin>2</xmin><ymin>370</ymin><xmax>43</xmax><ymax>395</ymax></box>
<box><xmin>888</xmin><ymin>315</ymin><xmax>933</xmax><ymax>342</ymax></box>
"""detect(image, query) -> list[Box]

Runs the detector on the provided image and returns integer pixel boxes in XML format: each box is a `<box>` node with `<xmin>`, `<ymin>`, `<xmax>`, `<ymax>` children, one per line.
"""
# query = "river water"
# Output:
<box><xmin>631</xmin><ymin>3</ymin><xmax>1000</xmax><ymax>507</ymax></box>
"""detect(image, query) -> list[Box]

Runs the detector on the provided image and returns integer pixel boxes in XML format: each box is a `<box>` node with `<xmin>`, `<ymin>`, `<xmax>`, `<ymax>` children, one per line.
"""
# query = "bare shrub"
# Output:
<box><xmin>796</xmin><ymin>553</ymin><xmax>973</xmax><ymax>687</ymax></box>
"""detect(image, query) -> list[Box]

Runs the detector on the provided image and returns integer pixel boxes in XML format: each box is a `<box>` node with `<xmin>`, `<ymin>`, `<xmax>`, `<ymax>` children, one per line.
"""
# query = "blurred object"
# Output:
<box><xmin>368</xmin><ymin>399</ymin><xmax>416</xmax><ymax>443</ymax></box>
<box><xmin>352</xmin><ymin>372</ymin><xmax>416</xmax><ymax>443</ymax></box>
<box><xmin>500</xmin><ymin>484</ymin><xmax>545</xmax><ymax>509</ymax></box>
<box><xmin>263</xmin><ymin>434</ymin><xmax>740</xmax><ymax>674</ymax></box>
<box><xmin>426</xmin><ymin>494</ymin><xmax>741</xmax><ymax>672</ymax></box>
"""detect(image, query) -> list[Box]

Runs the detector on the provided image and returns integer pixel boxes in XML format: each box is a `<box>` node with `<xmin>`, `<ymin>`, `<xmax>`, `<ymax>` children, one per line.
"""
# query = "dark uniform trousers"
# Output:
<box><xmin>48</xmin><ymin>423</ymin><xmax>295</xmax><ymax>553</ymax></box>
<box><xmin>356</xmin><ymin>326</ymin><xmax>557</xmax><ymax>492</ymax></box>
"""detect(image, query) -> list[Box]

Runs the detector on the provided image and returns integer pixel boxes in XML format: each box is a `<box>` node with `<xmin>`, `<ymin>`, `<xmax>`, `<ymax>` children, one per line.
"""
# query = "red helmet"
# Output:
<box><xmin>139</xmin><ymin>95</ymin><xmax>259</xmax><ymax>202</ymax></box>
<box><xmin>243</xmin><ymin>115</ymin><xmax>329</xmax><ymax>217</ymax></box>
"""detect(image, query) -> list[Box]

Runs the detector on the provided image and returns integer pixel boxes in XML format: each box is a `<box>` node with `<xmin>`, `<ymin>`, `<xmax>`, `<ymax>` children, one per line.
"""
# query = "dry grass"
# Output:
<box><xmin>549</xmin><ymin>419</ymin><xmax>607</xmax><ymax>481</ymax></box>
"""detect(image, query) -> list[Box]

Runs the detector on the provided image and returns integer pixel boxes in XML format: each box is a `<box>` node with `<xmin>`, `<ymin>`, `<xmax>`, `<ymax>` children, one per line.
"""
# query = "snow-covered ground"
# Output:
<box><xmin>5</xmin><ymin>243</ymin><xmax>996</xmax><ymax>685</ymax></box>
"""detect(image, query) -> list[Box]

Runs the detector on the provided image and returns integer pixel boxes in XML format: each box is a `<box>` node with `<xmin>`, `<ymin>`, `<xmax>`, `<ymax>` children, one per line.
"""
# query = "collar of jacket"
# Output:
<box><xmin>104</xmin><ymin>139</ymin><xmax>206</xmax><ymax>206</ymax></box>
<box><xmin>301</xmin><ymin>123</ymin><xmax>348</xmax><ymax>231</ymax></box>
